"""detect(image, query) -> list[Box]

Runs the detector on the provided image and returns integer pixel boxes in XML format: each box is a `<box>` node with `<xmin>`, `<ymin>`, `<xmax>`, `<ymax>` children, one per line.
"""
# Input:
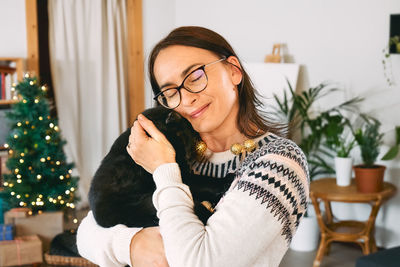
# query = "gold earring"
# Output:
<box><xmin>195</xmin><ymin>140</ymin><xmax>207</xmax><ymax>155</ymax></box>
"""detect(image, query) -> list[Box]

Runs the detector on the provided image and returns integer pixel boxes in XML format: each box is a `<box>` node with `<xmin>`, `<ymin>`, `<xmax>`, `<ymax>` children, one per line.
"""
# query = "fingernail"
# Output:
<box><xmin>138</xmin><ymin>114</ymin><xmax>143</xmax><ymax>120</ymax></box>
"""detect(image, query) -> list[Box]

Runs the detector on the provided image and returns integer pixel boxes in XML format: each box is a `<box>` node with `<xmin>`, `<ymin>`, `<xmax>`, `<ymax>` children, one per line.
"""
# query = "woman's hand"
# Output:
<box><xmin>130</xmin><ymin>227</ymin><xmax>169</xmax><ymax>267</ymax></box>
<box><xmin>126</xmin><ymin>114</ymin><xmax>176</xmax><ymax>174</ymax></box>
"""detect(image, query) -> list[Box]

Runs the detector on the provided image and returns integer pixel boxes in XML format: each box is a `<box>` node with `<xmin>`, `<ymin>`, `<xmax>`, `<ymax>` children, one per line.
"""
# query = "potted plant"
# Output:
<box><xmin>272</xmin><ymin>82</ymin><xmax>362</xmax><ymax>180</ymax></box>
<box><xmin>323</xmin><ymin>114</ymin><xmax>356</xmax><ymax>186</ymax></box>
<box><xmin>271</xmin><ymin>81</ymin><xmax>362</xmax><ymax>251</ymax></box>
<box><xmin>353</xmin><ymin>116</ymin><xmax>400</xmax><ymax>193</ymax></box>
<box><xmin>333</xmin><ymin>136</ymin><xmax>356</xmax><ymax>186</ymax></box>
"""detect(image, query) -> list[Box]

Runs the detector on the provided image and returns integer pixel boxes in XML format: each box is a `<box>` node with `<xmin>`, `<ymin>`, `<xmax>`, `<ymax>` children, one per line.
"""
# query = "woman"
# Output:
<box><xmin>77</xmin><ymin>26</ymin><xmax>309</xmax><ymax>267</ymax></box>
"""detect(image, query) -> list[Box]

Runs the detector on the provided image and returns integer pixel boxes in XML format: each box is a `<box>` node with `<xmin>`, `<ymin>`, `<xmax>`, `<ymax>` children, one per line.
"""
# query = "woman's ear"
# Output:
<box><xmin>226</xmin><ymin>56</ymin><xmax>243</xmax><ymax>86</ymax></box>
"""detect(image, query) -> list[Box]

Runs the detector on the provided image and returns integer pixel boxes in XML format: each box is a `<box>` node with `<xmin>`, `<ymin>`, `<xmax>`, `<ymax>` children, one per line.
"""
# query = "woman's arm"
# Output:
<box><xmin>76</xmin><ymin>211</ymin><xmax>142</xmax><ymax>266</ymax></box>
<box><xmin>152</xmin><ymin>151</ymin><xmax>309</xmax><ymax>267</ymax></box>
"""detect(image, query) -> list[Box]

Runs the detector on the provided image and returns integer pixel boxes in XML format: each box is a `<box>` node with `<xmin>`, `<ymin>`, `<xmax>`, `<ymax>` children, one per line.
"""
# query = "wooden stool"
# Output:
<box><xmin>310</xmin><ymin>178</ymin><xmax>396</xmax><ymax>267</ymax></box>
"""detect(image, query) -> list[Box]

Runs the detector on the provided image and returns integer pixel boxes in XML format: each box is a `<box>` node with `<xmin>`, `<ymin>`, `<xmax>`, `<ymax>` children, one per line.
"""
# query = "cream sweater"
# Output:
<box><xmin>77</xmin><ymin>133</ymin><xmax>309</xmax><ymax>267</ymax></box>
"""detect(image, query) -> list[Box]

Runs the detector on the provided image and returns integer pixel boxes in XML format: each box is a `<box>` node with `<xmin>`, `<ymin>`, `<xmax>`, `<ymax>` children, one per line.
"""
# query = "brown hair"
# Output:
<box><xmin>149</xmin><ymin>26</ymin><xmax>286</xmax><ymax>138</ymax></box>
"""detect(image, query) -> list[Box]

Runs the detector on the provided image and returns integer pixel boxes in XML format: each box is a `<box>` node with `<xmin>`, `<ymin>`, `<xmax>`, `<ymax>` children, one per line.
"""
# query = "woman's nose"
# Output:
<box><xmin>180</xmin><ymin>88</ymin><xmax>198</xmax><ymax>106</ymax></box>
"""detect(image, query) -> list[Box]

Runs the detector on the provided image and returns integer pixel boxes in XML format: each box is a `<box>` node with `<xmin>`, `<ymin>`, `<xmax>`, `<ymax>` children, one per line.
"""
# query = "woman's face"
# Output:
<box><xmin>153</xmin><ymin>45</ymin><xmax>242</xmax><ymax>135</ymax></box>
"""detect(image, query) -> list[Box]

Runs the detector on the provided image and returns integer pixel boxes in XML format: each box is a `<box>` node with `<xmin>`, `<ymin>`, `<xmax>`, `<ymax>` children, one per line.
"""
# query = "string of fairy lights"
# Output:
<box><xmin>2</xmin><ymin>74</ymin><xmax>77</xmax><ymax>212</ymax></box>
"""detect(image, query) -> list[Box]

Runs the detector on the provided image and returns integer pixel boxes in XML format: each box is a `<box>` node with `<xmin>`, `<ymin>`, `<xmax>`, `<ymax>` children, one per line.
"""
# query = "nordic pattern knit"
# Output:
<box><xmin>76</xmin><ymin>132</ymin><xmax>309</xmax><ymax>267</ymax></box>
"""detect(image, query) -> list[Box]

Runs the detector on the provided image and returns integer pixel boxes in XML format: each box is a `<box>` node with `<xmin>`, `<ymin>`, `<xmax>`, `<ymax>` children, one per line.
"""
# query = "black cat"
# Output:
<box><xmin>89</xmin><ymin>106</ymin><xmax>234</xmax><ymax>228</ymax></box>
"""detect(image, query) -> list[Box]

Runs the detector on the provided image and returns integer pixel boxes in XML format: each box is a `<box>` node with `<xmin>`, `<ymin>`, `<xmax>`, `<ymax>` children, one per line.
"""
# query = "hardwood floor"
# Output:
<box><xmin>280</xmin><ymin>242</ymin><xmax>365</xmax><ymax>267</ymax></box>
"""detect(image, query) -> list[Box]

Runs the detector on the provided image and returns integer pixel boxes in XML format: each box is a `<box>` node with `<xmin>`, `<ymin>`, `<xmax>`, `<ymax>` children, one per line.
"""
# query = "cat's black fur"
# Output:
<box><xmin>89</xmin><ymin>106</ymin><xmax>234</xmax><ymax>228</ymax></box>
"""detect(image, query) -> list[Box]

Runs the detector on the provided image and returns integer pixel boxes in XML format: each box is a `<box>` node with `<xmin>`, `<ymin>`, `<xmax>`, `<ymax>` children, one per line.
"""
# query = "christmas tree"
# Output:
<box><xmin>0</xmin><ymin>75</ymin><xmax>78</xmax><ymax>214</ymax></box>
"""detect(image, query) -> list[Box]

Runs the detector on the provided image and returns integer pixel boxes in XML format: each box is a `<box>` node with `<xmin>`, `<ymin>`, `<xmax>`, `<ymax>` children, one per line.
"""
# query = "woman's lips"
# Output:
<box><xmin>190</xmin><ymin>104</ymin><xmax>210</xmax><ymax>118</ymax></box>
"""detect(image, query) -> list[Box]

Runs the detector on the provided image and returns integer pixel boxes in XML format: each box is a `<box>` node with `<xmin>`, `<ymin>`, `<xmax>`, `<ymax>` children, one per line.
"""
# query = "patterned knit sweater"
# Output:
<box><xmin>77</xmin><ymin>132</ymin><xmax>309</xmax><ymax>267</ymax></box>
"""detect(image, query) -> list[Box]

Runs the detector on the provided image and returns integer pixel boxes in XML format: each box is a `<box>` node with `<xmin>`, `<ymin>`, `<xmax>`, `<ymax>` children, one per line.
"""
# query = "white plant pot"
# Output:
<box><xmin>290</xmin><ymin>215</ymin><xmax>319</xmax><ymax>251</ymax></box>
<box><xmin>334</xmin><ymin>157</ymin><xmax>353</xmax><ymax>186</ymax></box>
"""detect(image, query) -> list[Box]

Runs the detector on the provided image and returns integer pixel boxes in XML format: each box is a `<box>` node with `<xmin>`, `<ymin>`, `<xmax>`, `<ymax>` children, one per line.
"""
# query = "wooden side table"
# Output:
<box><xmin>310</xmin><ymin>178</ymin><xmax>396</xmax><ymax>267</ymax></box>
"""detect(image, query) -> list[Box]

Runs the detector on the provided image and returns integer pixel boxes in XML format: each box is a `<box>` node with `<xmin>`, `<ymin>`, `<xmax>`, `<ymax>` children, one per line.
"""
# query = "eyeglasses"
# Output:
<box><xmin>153</xmin><ymin>57</ymin><xmax>227</xmax><ymax>109</ymax></box>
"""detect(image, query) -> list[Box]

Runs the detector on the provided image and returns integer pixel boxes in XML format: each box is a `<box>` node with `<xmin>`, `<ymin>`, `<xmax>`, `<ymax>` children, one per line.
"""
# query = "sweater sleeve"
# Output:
<box><xmin>152</xmin><ymin>147</ymin><xmax>309</xmax><ymax>267</ymax></box>
<box><xmin>76</xmin><ymin>211</ymin><xmax>142</xmax><ymax>267</ymax></box>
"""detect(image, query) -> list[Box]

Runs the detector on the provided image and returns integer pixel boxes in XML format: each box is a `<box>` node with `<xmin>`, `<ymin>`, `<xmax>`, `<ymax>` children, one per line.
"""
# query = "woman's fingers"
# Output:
<box><xmin>131</xmin><ymin>119</ymin><xmax>147</xmax><ymax>142</ymax></box>
<box><xmin>126</xmin><ymin>114</ymin><xmax>176</xmax><ymax>174</ymax></box>
<box><xmin>137</xmin><ymin>114</ymin><xmax>168</xmax><ymax>143</ymax></box>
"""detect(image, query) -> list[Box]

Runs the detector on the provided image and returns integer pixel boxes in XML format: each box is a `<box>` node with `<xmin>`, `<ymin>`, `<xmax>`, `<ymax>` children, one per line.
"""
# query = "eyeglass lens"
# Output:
<box><xmin>157</xmin><ymin>68</ymin><xmax>207</xmax><ymax>108</ymax></box>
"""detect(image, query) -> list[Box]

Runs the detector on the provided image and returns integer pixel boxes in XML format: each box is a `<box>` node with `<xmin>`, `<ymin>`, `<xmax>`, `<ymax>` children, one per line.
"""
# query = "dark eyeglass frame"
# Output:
<box><xmin>153</xmin><ymin>57</ymin><xmax>227</xmax><ymax>109</ymax></box>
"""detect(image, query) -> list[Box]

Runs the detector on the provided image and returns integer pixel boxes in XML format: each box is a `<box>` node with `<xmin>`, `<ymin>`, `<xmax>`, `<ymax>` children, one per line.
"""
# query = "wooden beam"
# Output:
<box><xmin>25</xmin><ymin>0</ymin><xmax>40</xmax><ymax>77</ymax></box>
<box><xmin>0</xmin><ymin>57</ymin><xmax>25</xmax><ymax>82</ymax></box>
<box><xmin>126</xmin><ymin>0</ymin><xmax>144</xmax><ymax>126</ymax></box>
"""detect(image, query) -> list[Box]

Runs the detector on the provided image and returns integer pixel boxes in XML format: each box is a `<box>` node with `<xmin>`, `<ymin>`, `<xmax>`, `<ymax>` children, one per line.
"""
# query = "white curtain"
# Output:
<box><xmin>48</xmin><ymin>0</ymin><xmax>128</xmax><ymax>207</ymax></box>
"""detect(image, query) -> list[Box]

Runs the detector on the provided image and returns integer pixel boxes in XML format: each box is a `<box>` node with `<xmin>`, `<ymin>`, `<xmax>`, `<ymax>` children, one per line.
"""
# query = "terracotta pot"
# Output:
<box><xmin>353</xmin><ymin>165</ymin><xmax>386</xmax><ymax>193</ymax></box>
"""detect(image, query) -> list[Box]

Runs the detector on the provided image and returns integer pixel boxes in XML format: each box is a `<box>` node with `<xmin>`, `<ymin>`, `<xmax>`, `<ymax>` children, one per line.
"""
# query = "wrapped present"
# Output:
<box><xmin>0</xmin><ymin>235</ymin><xmax>43</xmax><ymax>266</ymax></box>
<box><xmin>4</xmin><ymin>208</ymin><xmax>31</xmax><ymax>224</ymax></box>
<box><xmin>6</xmin><ymin>211</ymin><xmax>63</xmax><ymax>252</ymax></box>
<box><xmin>0</xmin><ymin>224</ymin><xmax>14</xmax><ymax>241</ymax></box>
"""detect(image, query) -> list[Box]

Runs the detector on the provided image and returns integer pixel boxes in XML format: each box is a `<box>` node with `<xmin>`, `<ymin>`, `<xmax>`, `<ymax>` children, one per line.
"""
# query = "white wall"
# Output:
<box><xmin>0</xmin><ymin>0</ymin><xmax>26</xmax><ymax>57</ymax></box>
<box><xmin>142</xmin><ymin>0</ymin><xmax>176</xmax><ymax>108</ymax></box>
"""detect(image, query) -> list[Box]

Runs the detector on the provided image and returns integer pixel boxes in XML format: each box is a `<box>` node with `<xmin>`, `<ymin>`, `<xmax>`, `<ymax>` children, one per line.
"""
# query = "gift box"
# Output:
<box><xmin>5</xmin><ymin>211</ymin><xmax>63</xmax><ymax>252</ymax></box>
<box><xmin>4</xmin><ymin>208</ymin><xmax>31</xmax><ymax>224</ymax></box>
<box><xmin>0</xmin><ymin>235</ymin><xmax>43</xmax><ymax>266</ymax></box>
<box><xmin>0</xmin><ymin>224</ymin><xmax>14</xmax><ymax>241</ymax></box>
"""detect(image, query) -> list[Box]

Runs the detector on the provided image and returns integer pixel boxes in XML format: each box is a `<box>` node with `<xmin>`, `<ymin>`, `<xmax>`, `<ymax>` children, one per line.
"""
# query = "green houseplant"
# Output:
<box><xmin>324</xmin><ymin>115</ymin><xmax>356</xmax><ymax>158</ymax></box>
<box><xmin>271</xmin><ymin>81</ymin><xmax>362</xmax><ymax>252</ymax></box>
<box><xmin>382</xmin><ymin>125</ymin><xmax>400</xmax><ymax>161</ymax></box>
<box><xmin>326</xmin><ymin>124</ymin><xmax>356</xmax><ymax>186</ymax></box>
<box><xmin>318</xmin><ymin>112</ymin><xmax>357</xmax><ymax>186</ymax></box>
<box><xmin>272</xmin><ymin>81</ymin><xmax>362</xmax><ymax>180</ymax></box>
<box><xmin>353</xmin><ymin>116</ymin><xmax>400</xmax><ymax>193</ymax></box>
